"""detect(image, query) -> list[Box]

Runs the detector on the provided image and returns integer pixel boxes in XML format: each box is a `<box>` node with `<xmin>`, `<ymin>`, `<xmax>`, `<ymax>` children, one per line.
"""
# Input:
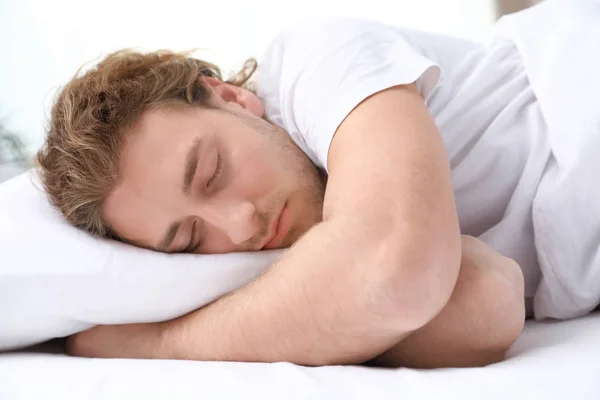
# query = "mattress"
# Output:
<box><xmin>1</xmin><ymin>312</ymin><xmax>599</xmax><ymax>400</ymax></box>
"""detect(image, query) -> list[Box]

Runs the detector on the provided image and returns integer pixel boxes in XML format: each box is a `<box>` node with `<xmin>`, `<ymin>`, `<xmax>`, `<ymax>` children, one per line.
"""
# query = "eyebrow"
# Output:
<box><xmin>182</xmin><ymin>138</ymin><xmax>202</xmax><ymax>196</ymax></box>
<box><xmin>157</xmin><ymin>221</ymin><xmax>182</xmax><ymax>252</ymax></box>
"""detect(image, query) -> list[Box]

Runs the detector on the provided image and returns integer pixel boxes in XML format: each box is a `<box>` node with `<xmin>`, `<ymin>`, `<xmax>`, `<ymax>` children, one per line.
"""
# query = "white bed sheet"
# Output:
<box><xmin>1</xmin><ymin>312</ymin><xmax>599</xmax><ymax>400</ymax></box>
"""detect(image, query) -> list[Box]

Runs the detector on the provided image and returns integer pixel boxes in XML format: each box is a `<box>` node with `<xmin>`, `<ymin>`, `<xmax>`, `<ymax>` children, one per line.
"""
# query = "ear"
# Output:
<box><xmin>201</xmin><ymin>76</ymin><xmax>264</xmax><ymax>118</ymax></box>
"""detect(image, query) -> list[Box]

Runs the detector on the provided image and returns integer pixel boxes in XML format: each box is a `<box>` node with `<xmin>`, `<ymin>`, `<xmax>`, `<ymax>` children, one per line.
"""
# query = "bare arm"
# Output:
<box><xmin>369</xmin><ymin>235</ymin><xmax>526</xmax><ymax>369</ymax></box>
<box><xmin>68</xmin><ymin>84</ymin><xmax>461</xmax><ymax>365</ymax></box>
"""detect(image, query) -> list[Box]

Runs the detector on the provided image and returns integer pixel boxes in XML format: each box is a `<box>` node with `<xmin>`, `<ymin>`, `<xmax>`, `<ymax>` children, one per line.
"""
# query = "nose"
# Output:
<box><xmin>200</xmin><ymin>199</ymin><xmax>257</xmax><ymax>245</ymax></box>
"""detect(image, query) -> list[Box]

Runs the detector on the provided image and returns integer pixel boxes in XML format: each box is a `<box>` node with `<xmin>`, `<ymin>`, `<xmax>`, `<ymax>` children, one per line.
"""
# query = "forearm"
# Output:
<box><xmin>67</xmin><ymin>218</ymin><xmax>457</xmax><ymax>363</ymax></box>
<box><xmin>160</xmin><ymin>221</ymin><xmax>426</xmax><ymax>365</ymax></box>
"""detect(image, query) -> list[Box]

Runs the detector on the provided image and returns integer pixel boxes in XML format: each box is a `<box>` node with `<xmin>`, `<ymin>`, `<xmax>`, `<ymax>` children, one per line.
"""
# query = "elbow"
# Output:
<box><xmin>459</xmin><ymin>266</ymin><xmax>526</xmax><ymax>367</ymax></box>
<box><xmin>373</xmin><ymin>232</ymin><xmax>462</xmax><ymax>332</ymax></box>
<box><xmin>473</xmin><ymin>258</ymin><xmax>526</xmax><ymax>354</ymax></box>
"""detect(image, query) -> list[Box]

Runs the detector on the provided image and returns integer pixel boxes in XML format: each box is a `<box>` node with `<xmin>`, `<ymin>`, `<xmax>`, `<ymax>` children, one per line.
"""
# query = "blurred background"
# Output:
<box><xmin>0</xmin><ymin>0</ymin><xmax>538</xmax><ymax>181</ymax></box>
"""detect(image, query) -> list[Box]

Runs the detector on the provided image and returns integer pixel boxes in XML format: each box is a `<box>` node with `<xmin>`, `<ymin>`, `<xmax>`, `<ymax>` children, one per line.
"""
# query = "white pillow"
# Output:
<box><xmin>0</xmin><ymin>170</ymin><xmax>282</xmax><ymax>351</ymax></box>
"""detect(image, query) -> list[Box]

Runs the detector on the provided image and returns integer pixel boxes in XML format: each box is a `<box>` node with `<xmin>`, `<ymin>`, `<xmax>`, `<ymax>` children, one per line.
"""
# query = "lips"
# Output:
<box><xmin>262</xmin><ymin>202</ymin><xmax>288</xmax><ymax>250</ymax></box>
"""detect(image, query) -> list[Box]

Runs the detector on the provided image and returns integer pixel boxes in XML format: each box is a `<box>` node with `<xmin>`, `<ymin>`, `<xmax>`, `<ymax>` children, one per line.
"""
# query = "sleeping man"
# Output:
<box><xmin>36</xmin><ymin>0</ymin><xmax>600</xmax><ymax>368</ymax></box>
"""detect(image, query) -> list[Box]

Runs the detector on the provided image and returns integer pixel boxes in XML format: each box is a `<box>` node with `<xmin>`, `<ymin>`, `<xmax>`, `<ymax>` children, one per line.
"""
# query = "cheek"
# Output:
<box><xmin>232</xmin><ymin>150</ymin><xmax>280</xmax><ymax>196</ymax></box>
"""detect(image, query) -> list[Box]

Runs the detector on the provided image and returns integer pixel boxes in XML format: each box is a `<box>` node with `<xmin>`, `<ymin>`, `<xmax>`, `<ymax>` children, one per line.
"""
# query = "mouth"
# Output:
<box><xmin>261</xmin><ymin>202</ymin><xmax>290</xmax><ymax>250</ymax></box>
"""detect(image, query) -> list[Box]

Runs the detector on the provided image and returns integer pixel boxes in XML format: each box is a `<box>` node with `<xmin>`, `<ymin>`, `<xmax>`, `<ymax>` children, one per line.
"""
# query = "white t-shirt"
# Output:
<box><xmin>256</xmin><ymin>17</ymin><xmax>551</xmax><ymax>316</ymax></box>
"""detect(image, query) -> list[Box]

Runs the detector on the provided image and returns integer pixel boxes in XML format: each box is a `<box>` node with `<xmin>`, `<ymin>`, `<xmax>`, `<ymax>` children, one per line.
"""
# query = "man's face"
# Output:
<box><xmin>103</xmin><ymin>86</ymin><xmax>326</xmax><ymax>254</ymax></box>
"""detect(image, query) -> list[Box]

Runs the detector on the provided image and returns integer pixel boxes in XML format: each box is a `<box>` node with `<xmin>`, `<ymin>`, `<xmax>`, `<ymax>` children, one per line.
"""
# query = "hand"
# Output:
<box><xmin>66</xmin><ymin>322</ymin><xmax>167</xmax><ymax>359</ymax></box>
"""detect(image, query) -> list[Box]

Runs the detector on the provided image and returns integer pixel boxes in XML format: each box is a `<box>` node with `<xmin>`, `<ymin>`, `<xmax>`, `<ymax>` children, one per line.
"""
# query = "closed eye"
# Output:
<box><xmin>182</xmin><ymin>220</ymin><xmax>201</xmax><ymax>253</ymax></box>
<box><xmin>206</xmin><ymin>153</ymin><xmax>223</xmax><ymax>188</ymax></box>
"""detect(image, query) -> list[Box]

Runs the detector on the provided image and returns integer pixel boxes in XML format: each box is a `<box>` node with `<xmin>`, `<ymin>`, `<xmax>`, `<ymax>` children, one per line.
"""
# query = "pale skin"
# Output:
<box><xmin>67</xmin><ymin>78</ymin><xmax>526</xmax><ymax>368</ymax></box>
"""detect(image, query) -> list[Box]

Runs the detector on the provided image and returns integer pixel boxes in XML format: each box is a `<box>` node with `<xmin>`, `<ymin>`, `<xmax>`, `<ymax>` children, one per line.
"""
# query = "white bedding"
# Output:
<box><xmin>2</xmin><ymin>312</ymin><xmax>599</xmax><ymax>400</ymax></box>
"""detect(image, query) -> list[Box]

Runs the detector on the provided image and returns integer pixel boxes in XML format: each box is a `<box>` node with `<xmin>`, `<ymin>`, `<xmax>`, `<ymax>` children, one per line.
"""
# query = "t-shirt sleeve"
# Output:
<box><xmin>256</xmin><ymin>17</ymin><xmax>441</xmax><ymax>171</ymax></box>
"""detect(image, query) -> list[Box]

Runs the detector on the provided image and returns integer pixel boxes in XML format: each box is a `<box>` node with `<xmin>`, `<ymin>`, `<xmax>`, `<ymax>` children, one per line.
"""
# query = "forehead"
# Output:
<box><xmin>131</xmin><ymin>106</ymin><xmax>212</xmax><ymax>144</ymax></box>
<box><xmin>120</xmin><ymin>106</ymin><xmax>227</xmax><ymax>173</ymax></box>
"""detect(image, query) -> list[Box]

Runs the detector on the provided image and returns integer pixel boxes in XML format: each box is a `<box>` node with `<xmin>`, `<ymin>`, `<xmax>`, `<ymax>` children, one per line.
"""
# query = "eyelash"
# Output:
<box><xmin>183</xmin><ymin>220</ymin><xmax>200</xmax><ymax>253</ymax></box>
<box><xmin>206</xmin><ymin>153</ymin><xmax>223</xmax><ymax>188</ymax></box>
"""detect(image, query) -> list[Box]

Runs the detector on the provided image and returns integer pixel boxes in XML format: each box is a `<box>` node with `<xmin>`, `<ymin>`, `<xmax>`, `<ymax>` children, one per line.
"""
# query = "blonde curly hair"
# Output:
<box><xmin>36</xmin><ymin>49</ymin><xmax>257</xmax><ymax>237</ymax></box>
